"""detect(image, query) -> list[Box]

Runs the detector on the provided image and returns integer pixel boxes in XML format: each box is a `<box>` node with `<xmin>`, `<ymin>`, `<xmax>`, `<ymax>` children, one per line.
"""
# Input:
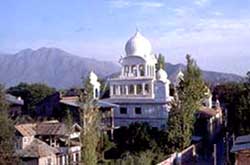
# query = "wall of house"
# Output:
<box><xmin>236</xmin><ymin>151</ymin><xmax>250</xmax><ymax>165</ymax></box>
<box><xmin>113</xmin><ymin>103</ymin><xmax>169</xmax><ymax>129</ymax></box>
<box><xmin>21</xmin><ymin>158</ymin><xmax>38</xmax><ymax>165</ymax></box>
<box><xmin>38</xmin><ymin>155</ymin><xmax>57</xmax><ymax>165</ymax></box>
<box><xmin>22</xmin><ymin>136</ymin><xmax>34</xmax><ymax>149</ymax></box>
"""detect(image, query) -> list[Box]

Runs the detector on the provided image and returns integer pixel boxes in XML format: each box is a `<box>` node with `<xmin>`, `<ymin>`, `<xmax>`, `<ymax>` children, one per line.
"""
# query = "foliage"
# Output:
<box><xmin>80</xmin><ymin>77</ymin><xmax>101</xmax><ymax>165</ymax></box>
<box><xmin>97</xmin><ymin>133</ymin><xmax>115</xmax><ymax>162</ymax></box>
<box><xmin>0</xmin><ymin>84</ymin><xmax>16</xmax><ymax>164</ymax></box>
<box><xmin>156</xmin><ymin>53</ymin><xmax>165</xmax><ymax>70</ymax></box>
<box><xmin>106</xmin><ymin>122</ymin><xmax>167</xmax><ymax>164</ymax></box>
<box><xmin>167</xmin><ymin>55</ymin><xmax>206</xmax><ymax>151</ymax></box>
<box><xmin>113</xmin><ymin>123</ymin><xmax>158</xmax><ymax>154</ymax></box>
<box><xmin>7</xmin><ymin>82</ymin><xmax>55</xmax><ymax>116</ymax></box>
<box><xmin>214</xmin><ymin>73</ymin><xmax>250</xmax><ymax>136</ymax></box>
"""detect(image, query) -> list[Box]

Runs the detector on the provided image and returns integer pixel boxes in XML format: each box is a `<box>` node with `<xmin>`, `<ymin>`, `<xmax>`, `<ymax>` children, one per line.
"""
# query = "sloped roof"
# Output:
<box><xmin>231</xmin><ymin>134</ymin><xmax>250</xmax><ymax>153</ymax></box>
<box><xmin>15</xmin><ymin>124</ymin><xmax>36</xmax><ymax>137</ymax></box>
<box><xmin>197</xmin><ymin>106</ymin><xmax>221</xmax><ymax>118</ymax></box>
<box><xmin>36</xmin><ymin>122</ymin><xmax>67</xmax><ymax>136</ymax></box>
<box><xmin>5</xmin><ymin>94</ymin><xmax>24</xmax><ymax>105</ymax></box>
<box><xmin>16</xmin><ymin>138</ymin><xmax>59</xmax><ymax>158</ymax></box>
<box><xmin>15</xmin><ymin>121</ymin><xmax>81</xmax><ymax>137</ymax></box>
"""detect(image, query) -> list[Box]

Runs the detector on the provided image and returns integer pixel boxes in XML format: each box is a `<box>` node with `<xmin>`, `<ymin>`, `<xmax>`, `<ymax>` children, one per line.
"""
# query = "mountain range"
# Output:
<box><xmin>0</xmin><ymin>47</ymin><xmax>244</xmax><ymax>89</ymax></box>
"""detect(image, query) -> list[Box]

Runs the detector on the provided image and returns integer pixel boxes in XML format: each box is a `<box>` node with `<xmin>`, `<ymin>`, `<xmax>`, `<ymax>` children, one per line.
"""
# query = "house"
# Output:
<box><xmin>102</xmin><ymin>30</ymin><xmax>172</xmax><ymax>129</ymax></box>
<box><xmin>231</xmin><ymin>134</ymin><xmax>250</xmax><ymax>165</ymax></box>
<box><xmin>5</xmin><ymin>94</ymin><xmax>24</xmax><ymax>117</ymax></box>
<box><xmin>15</xmin><ymin>121</ymin><xmax>81</xmax><ymax>165</ymax></box>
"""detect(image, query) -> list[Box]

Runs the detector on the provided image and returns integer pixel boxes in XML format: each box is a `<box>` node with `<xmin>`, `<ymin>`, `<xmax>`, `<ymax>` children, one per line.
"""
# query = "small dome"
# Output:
<box><xmin>156</xmin><ymin>69</ymin><xmax>168</xmax><ymax>82</ymax></box>
<box><xmin>125</xmin><ymin>31</ymin><xmax>152</xmax><ymax>58</ymax></box>
<box><xmin>89</xmin><ymin>71</ymin><xmax>98</xmax><ymax>82</ymax></box>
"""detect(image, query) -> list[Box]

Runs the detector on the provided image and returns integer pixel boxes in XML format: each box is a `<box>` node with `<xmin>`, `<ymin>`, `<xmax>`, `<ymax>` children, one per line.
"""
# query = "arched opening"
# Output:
<box><xmin>139</xmin><ymin>64</ymin><xmax>145</xmax><ymax>76</ymax></box>
<box><xmin>129</xmin><ymin>85</ymin><xmax>134</xmax><ymax>94</ymax></box>
<box><xmin>131</xmin><ymin>65</ymin><xmax>137</xmax><ymax>77</ymax></box>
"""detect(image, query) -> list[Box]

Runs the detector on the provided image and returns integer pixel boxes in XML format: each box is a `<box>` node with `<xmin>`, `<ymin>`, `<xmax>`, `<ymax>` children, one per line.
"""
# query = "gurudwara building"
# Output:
<box><xmin>103</xmin><ymin>31</ymin><xmax>173</xmax><ymax>129</ymax></box>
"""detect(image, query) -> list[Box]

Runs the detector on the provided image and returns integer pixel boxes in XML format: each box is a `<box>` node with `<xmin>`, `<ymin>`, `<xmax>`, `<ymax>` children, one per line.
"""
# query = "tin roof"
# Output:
<box><xmin>231</xmin><ymin>134</ymin><xmax>250</xmax><ymax>153</ymax></box>
<box><xmin>16</xmin><ymin>138</ymin><xmax>59</xmax><ymax>158</ymax></box>
<box><xmin>15</xmin><ymin>124</ymin><xmax>36</xmax><ymax>136</ymax></box>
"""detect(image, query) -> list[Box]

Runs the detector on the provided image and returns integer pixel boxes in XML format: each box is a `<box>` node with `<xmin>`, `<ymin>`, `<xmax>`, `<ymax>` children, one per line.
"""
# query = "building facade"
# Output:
<box><xmin>103</xmin><ymin>31</ymin><xmax>172</xmax><ymax>129</ymax></box>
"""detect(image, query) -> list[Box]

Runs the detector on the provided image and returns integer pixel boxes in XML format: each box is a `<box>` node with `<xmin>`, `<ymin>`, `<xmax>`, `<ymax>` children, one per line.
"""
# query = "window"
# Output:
<box><xmin>139</xmin><ymin>64</ymin><xmax>145</xmax><ymax>76</ymax></box>
<box><xmin>135</xmin><ymin>107</ymin><xmax>142</xmax><ymax>114</ymax></box>
<box><xmin>136</xmin><ymin>84</ymin><xmax>142</xmax><ymax>94</ymax></box>
<box><xmin>47</xmin><ymin>158</ymin><xmax>52</xmax><ymax>165</ymax></box>
<box><xmin>124</xmin><ymin>65</ymin><xmax>129</xmax><ymax>76</ymax></box>
<box><xmin>95</xmin><ymin>88</ymin><xmax>98</xmax><ymax>98</ymax></box>
<box><xmin>120</xmin><ymin>107</ymin><xmax>127</xmax><ymax>114</ymax></box>
<box><xmin>129</xmin><ymin>85</ymin><xmax>134</xmax><ymax>94</ymax></box>
<box><xmin>132</xmin><ymin>65</ymin><xmax>137</xmax><ymax>77</ymax></box>
<box><xmin>113</xmin><ymin>85</ymin><xmax>116</xmax><ymax>95</ymax></box>
<box><xmin>145</xmin><ymin>84</ymin><xmax>150</xmax><ymax>94</ymax></box>
<box><xmin>120</xmin><ymin>85</ymin><xmax>126</xmax><ymax>95</ymax></box>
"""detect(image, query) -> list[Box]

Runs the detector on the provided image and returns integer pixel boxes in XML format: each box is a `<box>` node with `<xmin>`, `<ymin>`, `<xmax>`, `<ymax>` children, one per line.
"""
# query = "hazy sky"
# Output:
<box><xmin>1</xmin><ymin>0</ymin><xmax>250</xmax><ymax>75</ymax></box>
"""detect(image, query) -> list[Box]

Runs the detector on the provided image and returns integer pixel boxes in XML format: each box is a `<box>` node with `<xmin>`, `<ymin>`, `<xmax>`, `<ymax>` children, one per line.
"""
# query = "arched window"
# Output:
<box><xmin>95</xmin><ymin>88</ymin><xmax>98</xmax><ymax>98</ymax></box>
<box><xmin>120</xmin><ymin>85</ymin><xmax>126</xmax><ymax>95</ymax></box>
<box><xmin>113</xmin><ymin>85</ymin><xmax>116</xmax><ymax>95</ymax></box>
<box><xmin>124</xmin><ymin>65</ymin><xmax>129</xmax><ymax>76</ymax></box>
<box><xmin>129</xmin><ymin>85</ymin><xmax>134</xmax><ymax>94</ymax></box>
<box><xmin>136</xmin><ymin>84</ymin><xmax>142</xmax><ymax>94</ymax></box>
<box><xmin>131</xmin><ymin>65</ymin><xmax>137</xmax><ymax>77</ymax></box>
<box><xmin>139</xmin><ymin>64</ymin><xmax>145</xmax><ymax>76</ymax></box>
<box><xmin>145</xmin><ymin>84</ymin><xmax>150</xmax><ymax>94</ymax></box>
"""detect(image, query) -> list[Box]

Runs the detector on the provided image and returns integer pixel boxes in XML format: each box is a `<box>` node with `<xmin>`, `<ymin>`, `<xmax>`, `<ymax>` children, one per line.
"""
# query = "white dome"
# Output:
<box><xmin>125</xmin><ymin>31</ymin><xmax>152</xmax><ymax>58</ymax></box>
<box><xmin>156</xmin><ymin>69</ymin><xmax>168</xmax><ymax>82</ymax></box>
<box><xmin>89</xmin><ymin>71</ymin><xmax>98</xmax><ymax>82</ymax></box>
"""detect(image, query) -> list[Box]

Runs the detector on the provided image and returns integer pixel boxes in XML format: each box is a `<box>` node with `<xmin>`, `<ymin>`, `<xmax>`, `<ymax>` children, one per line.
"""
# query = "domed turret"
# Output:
<box><xmin>125</xmin><ymin>31</ymin><xmax>152</xmax><ymax>58</ymax></box>
<box><xmin>89</xmin><ymin>71</ymin><xmax>98</xmax><ymax>83</ymax></box>
<box><xmin>156</xmin><ymin>69</ymin><xmax>168</xmax><ymax>82</ymax></box>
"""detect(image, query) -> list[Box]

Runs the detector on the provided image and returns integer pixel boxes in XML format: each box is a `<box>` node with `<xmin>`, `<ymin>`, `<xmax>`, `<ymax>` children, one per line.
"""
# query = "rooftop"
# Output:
<box><xmin>231</xmin><ymin>134</ymin><xmax>250</xmax><ymax>153</ymax></box>
<box><xmin>16</xmin><ymin>138</ymin><xmax>59</xmax><ymax>158</ymax></box>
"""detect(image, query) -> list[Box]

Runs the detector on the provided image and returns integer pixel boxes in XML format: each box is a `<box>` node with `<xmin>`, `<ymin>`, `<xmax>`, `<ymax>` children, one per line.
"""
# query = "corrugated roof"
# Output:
<box><xmin>231</xmin><ymin>134</ymin><xmax>250</xmax><ymax>153</ymax></box>
<box><xmin>16</xmin><ymin>138</ymin><xmax>59</xmax><ymax>158</ymax></box>
<box><xmin>15</xmin><ymin>124</ymin><xmax>36</xmax><ymax>136</ymax></box>
<box><xmin>5</xmin><ymin>94</ymin><xmax>24</xmax><ymax>105</ymax></box>
<box><xmin>36</xmin><ymin>122</ymin><xmax>67</xmax><ymax>136</ymax></box>
<box><xmin>197</xmin><ymin>106</ymin><xmax>221</xmax><ymax>118</ymax></box>
<box><xmin>235</xmin><ymin>135</ymin><xmax>250</xmax><ymax>144</ymax></box>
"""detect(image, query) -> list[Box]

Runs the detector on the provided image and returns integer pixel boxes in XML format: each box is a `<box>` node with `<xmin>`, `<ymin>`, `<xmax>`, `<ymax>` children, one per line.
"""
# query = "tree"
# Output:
<box><xmin>167</xmin><ymin>55</ymin><xmax>206</xmax><ymax>151</ymax></box>
<box><xmin>7</xmin><ymin>83</ymin><xmax>55</xmax><ymax>116</ymax></box>
<box><xmin>213</xmin><ymin>78</ymin><xmax>250</xmax><ymax>136</ymax></box>
<box><xmin>79</xmin><ymin>77</ymin><xmax>100</xmax><ymax>165</ymax></box>
<box><xmin>0</xmin><ymin>84</ymin><xmax>16</xmax><ymax>164</ymax></box>
<box><xmin>64</xmin><ymin>110</ymin><xmax>73</xmax><ymax>164</ymax></box>
<box><xmin>156</xmin><ymin>54</ymin><xmax>165</xmax><ymax>71</ymax></box>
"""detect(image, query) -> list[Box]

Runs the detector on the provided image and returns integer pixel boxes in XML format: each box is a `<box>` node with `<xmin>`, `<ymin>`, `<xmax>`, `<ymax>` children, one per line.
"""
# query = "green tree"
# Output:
<box><xmin>156</xmin><ymin>54</ymin><xmax>165</xmax><ymax>71</ymax></box>
<box><xmin>64</xmin><ymin>110</ymin><xmax>73</xmax><ymax>164</ymax></box>
<box><xmin>80</xmin><ymin>77</ymin><xmax>101</xmax><ymax>165</ymax></box>
<box><xmin>7</xmin><ymin>83</ymin><xmax>55</xmax><ymax>116</ymax></box>
<box><xmin>0</xmin><ymin>85</ymin><xmax>16</xmax><ymax>164</ymax></box>
<box><xmin>167</xmin><ymin>55</ymin><xmax>206</xmax><ymax>151</ymax></box>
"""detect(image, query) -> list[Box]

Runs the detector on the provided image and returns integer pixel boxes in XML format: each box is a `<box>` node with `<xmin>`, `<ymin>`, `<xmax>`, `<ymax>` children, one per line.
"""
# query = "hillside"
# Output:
<box><xmin>0</xmin><ymin>47</ymin><xmax>243</xmax><ymax>88</ymax></box>
<box><xmin>0</xmin><ymin>47</ymin><xmax>120</xmax><ymax>88</ymax></box>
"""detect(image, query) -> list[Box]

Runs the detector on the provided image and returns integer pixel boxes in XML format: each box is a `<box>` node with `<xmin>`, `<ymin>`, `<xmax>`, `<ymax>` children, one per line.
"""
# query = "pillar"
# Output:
<box><xmin>134</xmin><ymin>84</ymin><xmax>137</xmax><ymax>95</ymax></box>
